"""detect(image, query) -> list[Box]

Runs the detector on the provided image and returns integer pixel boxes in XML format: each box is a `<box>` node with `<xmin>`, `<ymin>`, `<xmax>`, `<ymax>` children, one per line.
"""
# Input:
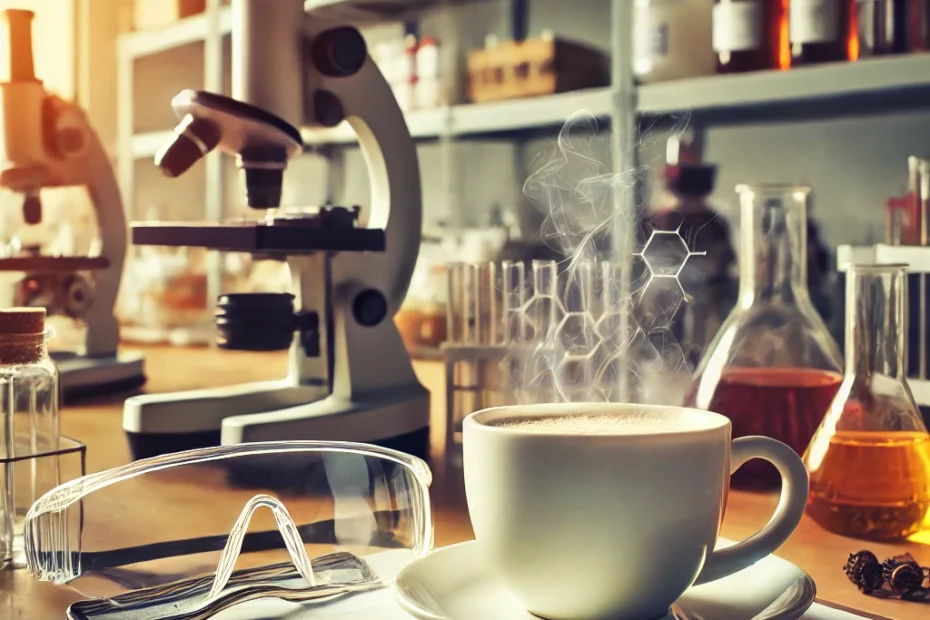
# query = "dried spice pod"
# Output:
<box><xmin>881</xmin><ymin>553</ymin><xmax>921</xmax><ymax>583</ymax></box>
<box><xmin>889</xmin><ymin>564</ymin><xmax>924</xmax><ymax>596</ymax></box>
<box><xmin>844</xmin><ymin>550</ymin><xmax>884</xmax><ymax>593</ymax></box>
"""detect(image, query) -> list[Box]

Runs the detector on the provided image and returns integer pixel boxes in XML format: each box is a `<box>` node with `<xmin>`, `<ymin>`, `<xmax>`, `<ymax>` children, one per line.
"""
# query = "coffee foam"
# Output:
<box><xmin>487</xmin><ymin>412</ymin><xmax>700</xmax><ymax>435</ymax></box>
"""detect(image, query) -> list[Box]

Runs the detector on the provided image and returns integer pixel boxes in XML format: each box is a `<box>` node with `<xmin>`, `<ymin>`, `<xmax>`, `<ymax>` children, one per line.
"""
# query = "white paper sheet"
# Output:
<box><xmin>212</xmin><ymin>589</ymin><xmax>874</xmax><ymax>620</ymax></box>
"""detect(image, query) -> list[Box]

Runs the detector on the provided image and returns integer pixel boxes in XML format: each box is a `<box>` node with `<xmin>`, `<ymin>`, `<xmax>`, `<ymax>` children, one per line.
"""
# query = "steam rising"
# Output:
<box><xmin>507</xmin><ymin>111</ymin><xmax>695</xmax><ymax>405</ymax></box>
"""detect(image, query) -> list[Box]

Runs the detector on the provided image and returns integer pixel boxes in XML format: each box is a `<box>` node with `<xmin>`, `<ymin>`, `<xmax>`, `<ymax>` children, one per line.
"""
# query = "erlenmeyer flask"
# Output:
<box><xmin>804</xmin><ymin>264</ymin><xmax>930</xmax><ymax>540</ymax></box>
<box><xmin>686</xmin><ymin>185</ymin><xmax>843</xmax><ymax>490</ymax></box>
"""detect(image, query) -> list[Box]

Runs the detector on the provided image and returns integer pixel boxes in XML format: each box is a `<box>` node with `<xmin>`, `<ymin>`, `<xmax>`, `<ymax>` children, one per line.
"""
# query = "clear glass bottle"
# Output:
<box><xmin>856</xmin><ymin>0</ymin><xmax>908</xmax><ymax>57</ymax></box>
<box><xmin>0</xmin><ymin>307</ymin><xmax>59</xmax><ymax>567</ymax></box>
<box><xmin>804</xmin><ymin>264</ymin><xmax>930</xmax><ymax>540</ymax></box>
<box><xmin>685</xmin><ymin>185</ymin><xmax>843</xmax><ymax>490</ymax></box>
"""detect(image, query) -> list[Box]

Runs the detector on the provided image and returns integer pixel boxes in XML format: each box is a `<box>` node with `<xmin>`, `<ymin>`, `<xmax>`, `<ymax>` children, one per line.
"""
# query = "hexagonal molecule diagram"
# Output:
<box><xmin>496</xmin><ymin>224</ymin><xmax>708</xmax><ymax>406</ymax></box>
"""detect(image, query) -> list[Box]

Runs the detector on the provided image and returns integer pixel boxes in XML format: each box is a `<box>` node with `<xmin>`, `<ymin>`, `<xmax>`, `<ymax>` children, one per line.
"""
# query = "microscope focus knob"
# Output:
<box><xmin>353</xmin><ymin>289</ymin><xmax>388</xmax><ymax>327</ymax></box>
<box><xmin>215</xmin><ymin>293</ymin><xmax>296</xmax><ymax>351</ymax></box>
<box><xmin>312</xmin><ymin>27</ymin><xmax>367</xmax><ymax>78</ymax></box>
<box><xmin>22</xmin><ymin>192</ymin><xmax>41</xmax><ymax>225</ymax></box>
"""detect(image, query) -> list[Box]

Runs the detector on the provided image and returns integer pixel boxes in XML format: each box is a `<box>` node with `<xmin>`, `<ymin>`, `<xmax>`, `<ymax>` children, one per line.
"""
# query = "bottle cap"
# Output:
<box><xmin>665</xmin><ymin>163</ymin><xmax>717</xmax><ymax>198</ymax></box>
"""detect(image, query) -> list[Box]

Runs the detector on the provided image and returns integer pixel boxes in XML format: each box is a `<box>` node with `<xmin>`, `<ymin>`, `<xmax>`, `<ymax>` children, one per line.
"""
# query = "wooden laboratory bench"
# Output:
<box><xmin>1</xmin><ymin>344</ymin><xmax>928</xmax><ymax>620</ymax></box>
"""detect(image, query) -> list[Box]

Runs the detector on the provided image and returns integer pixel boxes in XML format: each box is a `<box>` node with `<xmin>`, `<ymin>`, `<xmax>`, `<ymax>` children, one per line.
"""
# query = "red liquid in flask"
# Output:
<box><xmin>701</xmin><ymin>367</ymin><xmax>842</xmax><ymax>489</ymax></box>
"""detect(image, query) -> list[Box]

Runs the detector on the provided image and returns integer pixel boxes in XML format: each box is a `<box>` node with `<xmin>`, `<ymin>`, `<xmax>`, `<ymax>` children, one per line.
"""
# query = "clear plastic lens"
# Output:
<box><xmin>24</xmin><ymin>442</ymin><xmax>432</xmax><ymax>608</ymax></box>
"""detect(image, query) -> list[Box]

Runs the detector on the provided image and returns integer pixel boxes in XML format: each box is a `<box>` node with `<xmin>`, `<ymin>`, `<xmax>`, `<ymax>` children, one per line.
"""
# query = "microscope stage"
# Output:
<box><xmin>0</xmin><ymin>256</ymin><xmax>110</xmax><ymax>272</ymax></box>
<box><xmin>132</xmin><ymin>222</ymin><xmax>385</xmax><ymax>254</ymax></box>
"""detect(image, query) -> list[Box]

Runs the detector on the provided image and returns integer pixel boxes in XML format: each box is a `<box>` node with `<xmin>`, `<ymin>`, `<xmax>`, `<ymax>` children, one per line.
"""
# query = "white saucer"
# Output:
<box><xmin>394</xmin><ymin>539</ymin><xmax>816</xmax><ymax>620</ymax></box>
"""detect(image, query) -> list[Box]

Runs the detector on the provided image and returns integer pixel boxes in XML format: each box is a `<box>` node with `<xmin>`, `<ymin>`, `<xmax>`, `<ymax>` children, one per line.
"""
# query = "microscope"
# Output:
<box><xmin>0</xmin><ymin>9</ymin><xmax>145</xmax><ymax>397</ymax></box>
<box><xmin>123</xmin><ymin>0</ymin><xmax>430</xmax><ymax>460</ymax></box>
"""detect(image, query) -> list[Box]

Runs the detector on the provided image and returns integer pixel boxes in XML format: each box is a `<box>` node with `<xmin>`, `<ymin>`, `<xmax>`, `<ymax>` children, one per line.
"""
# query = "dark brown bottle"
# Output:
<box><xmin>908</xmin><ymin>0</ymin><xmax>930</xmax><ymax>51</ymax></box>
<box><xmin>713</xmin><ymin>0</ymin><xmax>790</xmax><ymax>73</ymax></box>
<box><xmin>856</xmin><ymin>0</ymin><xmax>908</xmax><ymax>57</ymax></box>
<box><xmin>790</xmin><ymin>0</ymin><xmax>854</xmax><ymax>64</ymax></box>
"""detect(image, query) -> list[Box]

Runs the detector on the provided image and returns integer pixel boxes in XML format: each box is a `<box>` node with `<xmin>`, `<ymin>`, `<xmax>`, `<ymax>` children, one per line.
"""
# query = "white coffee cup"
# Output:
<box><xmin>463</xmin><ymin>402</ymin><xmax>809</xmax><ymax>620</ymax></box>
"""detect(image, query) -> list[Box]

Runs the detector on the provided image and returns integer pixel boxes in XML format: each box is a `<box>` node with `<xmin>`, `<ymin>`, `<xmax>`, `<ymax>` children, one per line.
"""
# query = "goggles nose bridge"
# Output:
<box><xmin>208</xmin><ymin>493</ymin><xmax>317</xmax><ymax>601</ymax></box>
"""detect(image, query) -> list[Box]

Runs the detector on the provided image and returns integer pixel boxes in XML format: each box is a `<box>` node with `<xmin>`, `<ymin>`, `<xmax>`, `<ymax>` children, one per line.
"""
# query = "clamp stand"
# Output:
<box><xmin>123</xmin><ymin>0</ymin><xmax>428</xmax><ymax>460</ymax></box>
<box><xmin>0</xmin><ymin>9</ymin><xmax>144</xmax><ymax>398</ymax></box>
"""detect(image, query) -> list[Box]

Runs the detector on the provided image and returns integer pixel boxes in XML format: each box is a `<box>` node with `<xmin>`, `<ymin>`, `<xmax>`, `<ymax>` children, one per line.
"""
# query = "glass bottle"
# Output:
<box><xmin>648</xmin><ymin>164</ymin><xmax>738</xmax><ymax>369</ymax></box>
<box><xmin>633</xmin><ymin>0</ymin><xmax>716</xmax><ymax>83</ymax></box>
<box><xmin>855</xmin><ymin>0</ymin><xmax>908</xmax><ymax>57</ymax></box>
<box><xmin>0</xmin><ymin>307</ymin><xmax>59</xmax><ymax>567</ymax></box>
<box><xmin>685</xmin><ymin>185</ymin><xmax>843</xmax><ymax>490</ymax></box>
<box><xmin>804</xmin><ymin>265</ymin><xmax>930</xmax><ymax>540</ymax></box>
<box><xmin>713</xmin><ymin>0</ymin><xmax>790</xmax><ymax>73</ymax></box>
<box><xmin>907</xmin><ymin>0</ymin><xmax>930</xmax><ymax>51</ymax></box>
<box><xmin>790</xmin><ymin>0</ymin><xmax>854</xmax><ymax>65</ymax></box>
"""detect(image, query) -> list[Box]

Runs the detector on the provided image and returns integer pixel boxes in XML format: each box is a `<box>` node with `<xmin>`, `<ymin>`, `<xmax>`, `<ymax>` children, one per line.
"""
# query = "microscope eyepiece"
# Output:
<box><xmin>155</xmin><ymin>115</ymin><xmax>221</xmax><ymax>178</ymax></box>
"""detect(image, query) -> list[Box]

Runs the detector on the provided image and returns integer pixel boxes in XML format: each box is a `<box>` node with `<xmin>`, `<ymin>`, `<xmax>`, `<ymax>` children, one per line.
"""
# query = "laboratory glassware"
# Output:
<box><xmin>686</xmin><ymin>184</ymin><xmax>843</xmax><ymax>490</ymax></box>
<box><xmin>804</xmin><ymin>264</ymin><xmax>930</xmax><ymax>541</ymax></box>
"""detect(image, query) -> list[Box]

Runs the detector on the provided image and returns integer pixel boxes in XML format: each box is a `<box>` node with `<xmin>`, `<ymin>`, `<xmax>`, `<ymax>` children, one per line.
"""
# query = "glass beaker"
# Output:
<box><xmin>686</xmin><ymin>184</ymin><xmax>843</xmax><ymax>490</ymax></box>
<box><xmin>804</xmin><ymin>264</ymin><xmax>930</xmax><ymax>540</ymax></box>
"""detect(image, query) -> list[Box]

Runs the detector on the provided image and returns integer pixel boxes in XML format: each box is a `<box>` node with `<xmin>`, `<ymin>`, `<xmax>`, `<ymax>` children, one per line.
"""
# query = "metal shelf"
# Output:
<box><xmin>909</xmin><ymin>378</ymin><xmax>930</xmax><ymax>407</ymax></box>
<box><xmin>638</xmin><ymin>54</ymin><xmax>930</xmax><ymax>116</ymax></box>
<box><xmin>452</xmin><ymin>88</ymin><xmax>612</xmax><ymax>135</ymax></box>
<box><xmin>837</xmin><ymin>244</ymin><xmax>930</xmax><ymax>273</ymax></box>
<box><xmin>118</xmin><ymin>8</ymin><xmax>233</xmax><ymax>59</ymax></box>
<box><xmin>117</xmin><ymin>0</ymin><xmax>450</xmax><ymax>60</ymax></box>
<box><xmin>130</xmin><ymin>89</ymin><xmax>611</xmax><ymax>158</ymax></box>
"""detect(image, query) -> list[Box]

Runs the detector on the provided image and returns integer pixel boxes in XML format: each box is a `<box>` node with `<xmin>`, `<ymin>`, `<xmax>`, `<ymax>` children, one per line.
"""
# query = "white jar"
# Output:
<box><xmin>634</xmin><ymin>0</ymin><xmax>716</xmax><ymax>83</ymax></box>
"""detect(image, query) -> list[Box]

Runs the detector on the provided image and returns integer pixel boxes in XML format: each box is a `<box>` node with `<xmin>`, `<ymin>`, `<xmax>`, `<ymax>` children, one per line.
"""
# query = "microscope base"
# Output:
<box><xmin>220</xmin><ymin>386</ymin><xmax>432</xmax><ymax>460</ymax></box>
<box><xmin>123</xmin><ymin>380</ymin><xmax>329</xmax><ymax>460</ymax></box>
<box><xmin>56</xmin><ymin>350</ymin><xmax>146</xmax><ymax>400</ymax></box>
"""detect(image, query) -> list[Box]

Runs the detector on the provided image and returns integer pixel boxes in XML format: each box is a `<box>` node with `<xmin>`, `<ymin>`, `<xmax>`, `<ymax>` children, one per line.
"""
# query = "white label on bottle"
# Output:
<box><xmin>790</xmin><ymin>0</ymin><xmax>840</xmax><ymax>44</ymax></box>
<box><xmin>712</xmin><ymin>1</ymin><xmax>764</xmax><ymax>53</ymax></box>
<box><xmin>634</xmin><ymin>5</ymin><xmax>671</xmax><ymax>60</ymax></box>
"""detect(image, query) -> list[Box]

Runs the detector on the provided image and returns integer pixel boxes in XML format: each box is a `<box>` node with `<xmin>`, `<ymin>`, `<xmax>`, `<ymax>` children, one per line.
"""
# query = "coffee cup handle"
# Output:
<box><xmin>694</xmin><ymin>435</ymin><xmax>809</xmax><ymax>586</ymax></box>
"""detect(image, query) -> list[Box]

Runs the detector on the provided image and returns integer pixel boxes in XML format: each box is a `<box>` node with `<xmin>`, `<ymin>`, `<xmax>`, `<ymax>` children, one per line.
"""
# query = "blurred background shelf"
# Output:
<box><xmin>837</xmin><ymin>244</ymin><xmax>930</xmax><ymax>273</ymax></box>
<box><xmin>638</xmin><ymin>54</ymin><xmax>930</xmax><ymax>120</ymax></box>
<box><xmin>130</xmin><ymin>87</ymin><xmax>612</xmax><ymax>158</ymax></box>
<box><xmin>118</xmin><ymin>0</ymin><xmax>481</xmax><ymax>60</ymax></box>
<box><xmin>118</xmin><ymin>5</ymin><xmax>231</xmax><ymax>59</ymax></box>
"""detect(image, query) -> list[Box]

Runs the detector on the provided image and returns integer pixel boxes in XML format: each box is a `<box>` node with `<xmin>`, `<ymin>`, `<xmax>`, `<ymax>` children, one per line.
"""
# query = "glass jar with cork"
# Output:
<box><xmin>0</xmin><ymin>307</ymin><xmax>59</xmax><ymax>567</ymax></box>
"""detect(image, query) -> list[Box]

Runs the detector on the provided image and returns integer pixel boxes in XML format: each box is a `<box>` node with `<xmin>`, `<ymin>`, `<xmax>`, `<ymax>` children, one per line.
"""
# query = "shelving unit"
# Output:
<box><xmin>115</xmin><ymin>0</ymin><xmax>930</xmax><ymax>401</ymax></box>
<box><xmin>637</xmin><ymin>54</ymin><xmax>930</xmax><ymax>117</ymax></box>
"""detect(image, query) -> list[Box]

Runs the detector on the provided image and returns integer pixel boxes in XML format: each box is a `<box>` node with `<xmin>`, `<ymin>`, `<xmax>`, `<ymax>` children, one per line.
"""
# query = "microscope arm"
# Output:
<box><xmin>51</xmin><ymin>98</ymin><xmax>126</xmax><ymax>356</ymax></box>
<box><xmin>313</xmin><ymin>58</ymin><xmax>421</xmax><ymax>314</ymax></box>
<box><xmin>220</xmin><ymin>29</ymin><xmax>429</xmax><ymax>445</ymax></box>
<box><xmin>0</xmin><ymin>95</ymin><xmax>125</xmax><ymax>356</ymax></box>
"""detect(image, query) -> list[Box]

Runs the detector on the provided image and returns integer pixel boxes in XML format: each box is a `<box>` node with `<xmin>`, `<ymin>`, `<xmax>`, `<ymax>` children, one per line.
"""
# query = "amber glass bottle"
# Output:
<box><xmin>713</xmin><ymin>0</ymin><xmax>790</xmax><ymax>73</ymax></box>
<box><xmin>790</xmin><ymin>0</ymin><xmax>854</xmax><ymax>64</ymax></box>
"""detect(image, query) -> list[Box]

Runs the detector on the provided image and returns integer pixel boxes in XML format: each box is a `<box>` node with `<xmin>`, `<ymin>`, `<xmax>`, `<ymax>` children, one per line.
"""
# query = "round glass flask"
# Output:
<box><xmin>804</xmin><ymin>264</ymin><xmax>930</xmax><ymax>541</ymax></box>
<box><xmin>686</xmin><ymin>184</ymin><xmax>843</xmax><ymax>490</ymax></box>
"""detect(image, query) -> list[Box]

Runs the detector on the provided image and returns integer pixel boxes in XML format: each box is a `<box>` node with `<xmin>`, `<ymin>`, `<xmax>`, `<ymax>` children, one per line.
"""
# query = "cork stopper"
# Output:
<box><xmin>0</xmin><ymin>307</ymin><xmax>46</xmax><ymax>364</ymax></box>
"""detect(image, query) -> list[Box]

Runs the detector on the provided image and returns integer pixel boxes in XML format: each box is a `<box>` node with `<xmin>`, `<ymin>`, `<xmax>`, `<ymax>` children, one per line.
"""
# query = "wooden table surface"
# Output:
<box><xmin>1</xmin><ymin>345</ymin><xmax>928</xmax><ymax>619</ymax></box>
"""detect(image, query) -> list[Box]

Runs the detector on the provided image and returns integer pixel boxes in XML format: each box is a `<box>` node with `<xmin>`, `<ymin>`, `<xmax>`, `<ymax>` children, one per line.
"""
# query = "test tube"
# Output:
<box><xmin>501</xmin><ymin>261</ymin><xmax>526</xmax><ymax>345</ymax></box>
<box><xmin>471</xmin><ymin>262</ymin><xmax>499</xmax><ymax>345</ymax></box>
<box><xmin>446</xmin><ymin>262</ymin><xmax>466</xmax><ymax>345</ymax></box>
<box><xmin>531</xmin><ymin>260</ymin><xmax>559</xmax><ymax>343</ymax></box>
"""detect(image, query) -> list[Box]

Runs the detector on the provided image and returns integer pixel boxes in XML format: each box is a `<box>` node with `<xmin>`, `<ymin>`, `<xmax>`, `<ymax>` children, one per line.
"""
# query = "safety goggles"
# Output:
<box><xmin>24</xmin><ymin>441</ymin><xmax>433</xmax><ymax>619</ymax></box>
